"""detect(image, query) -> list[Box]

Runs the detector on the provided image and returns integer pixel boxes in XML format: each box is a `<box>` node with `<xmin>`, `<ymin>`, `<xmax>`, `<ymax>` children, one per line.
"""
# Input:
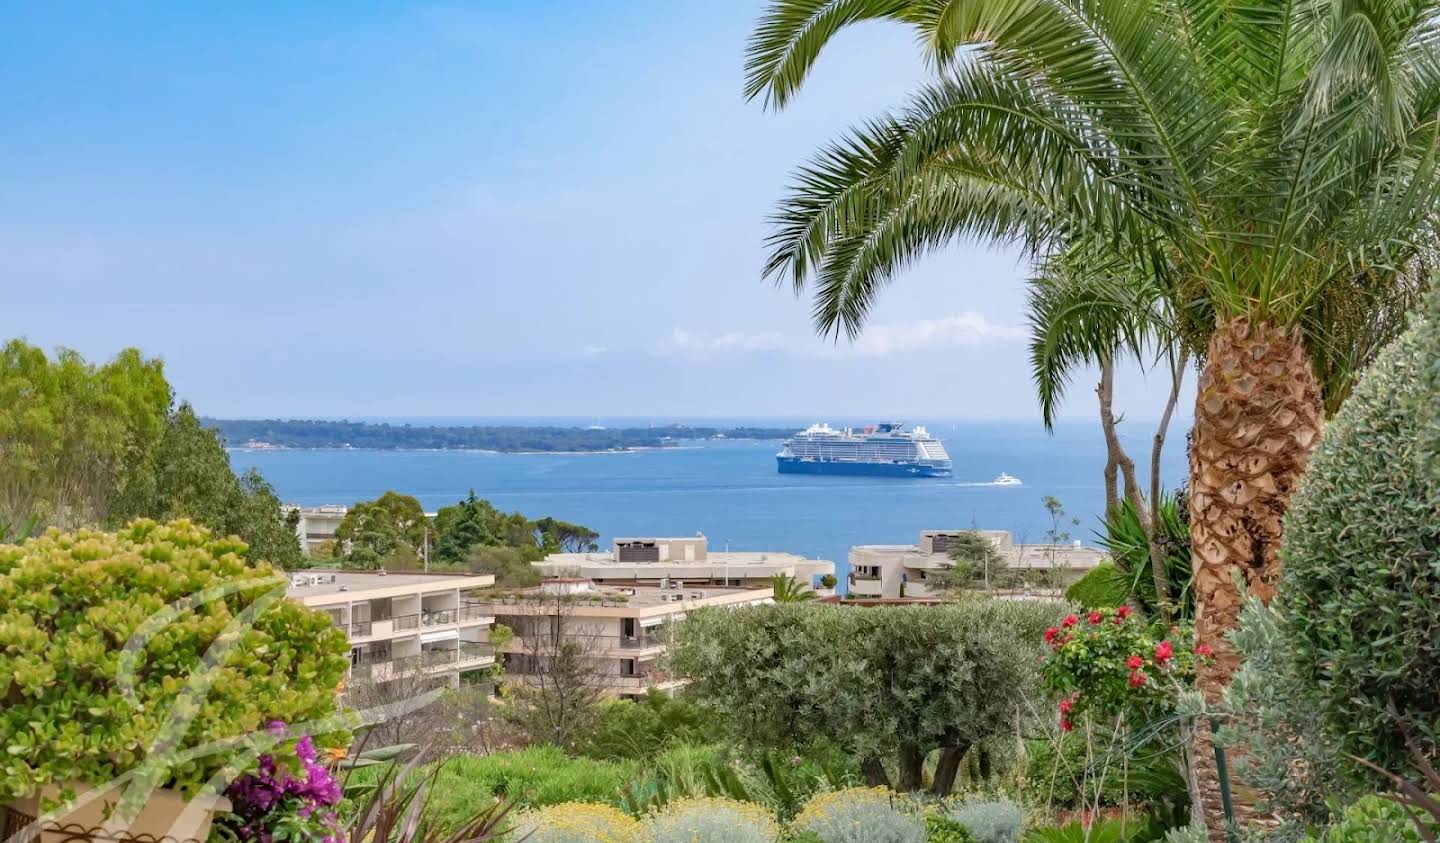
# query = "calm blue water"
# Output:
<box><xmin>229</xmin><ymin>421</ymin><xmax>1187</xmax><ymax>581</ymax></box>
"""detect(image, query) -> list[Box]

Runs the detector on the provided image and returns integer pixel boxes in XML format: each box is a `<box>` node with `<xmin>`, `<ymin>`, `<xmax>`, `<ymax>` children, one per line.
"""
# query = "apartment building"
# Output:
<box><xmin>287</xmin><ymin>505</ymin><xmax>348</xmax><ymax>555</ymax></box>
<box><xmin>537</xmin><ymin>535</ymin><xmax>834</xmax><ymax>593</ymax></box>
<box><xmin>285</xmin><ymin>569</ymin><xmax>497</xmax><ymax>690</ymax></box>
<box><xmin>475</xmin><ymin>578</ymin><xmax>772</xmax><ymax>698</ymax></box>
<box><xmin>849</xmin><ymin>530</ymin><xmax>1107</xmax><ymax>599</ymax></box>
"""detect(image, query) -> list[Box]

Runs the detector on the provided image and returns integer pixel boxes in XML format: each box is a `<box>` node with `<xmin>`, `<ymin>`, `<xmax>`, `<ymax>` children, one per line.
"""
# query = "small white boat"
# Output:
<box><xmin>993</xmin><ymin>472</ymin><xmax>1023</xmax><ymax>486</ymax></box>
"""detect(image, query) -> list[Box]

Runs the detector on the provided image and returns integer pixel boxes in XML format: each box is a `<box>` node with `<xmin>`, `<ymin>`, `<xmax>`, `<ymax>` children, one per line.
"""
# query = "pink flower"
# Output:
<box><xmin>1044</xmin><ymin>626</ymin><xmax>1060</xmax><ymax>643</ymax></box>
<box><xmin>1194</xmin><ymin>644</ymin><xmax>1214</xmax><ymax>658</ymax></box>
<box><xmin>1154</xmin><ymin>640</ymin><xmax>1174</xmax><ymax>664</ymax></box>
<box><xmin>1060</xmin><ymin>718</ymin><xmax>1073</xmax><ymax>732</ymax></box>
<box><xmin>1062</xmin><ymin>614</ymin><xmax>1079</xmax><ymax>628</ymax></box>
<box><xmin>1126</xmin><ymin>655</ymin><xmax>1143</xmax><ymax>670</ymax></box>
<box><xmin>1087</xmin><ymin>611</ymin><xmax>1103</xmax><ymax>625</ymax></box>
<box><xmin>1059</xmin><ymin>697</ymin><xmax>1073</xmax><ymax>715</ymax></box>
<box><xmin>1116</xmin><ymin>605</ymin><xmax>1132</xmax><ymax>620</ymax></box>
<box><xmin>1128</xmin><ymin>670</ymin><xmax>1146</xmax><ymax>688</ymax></box>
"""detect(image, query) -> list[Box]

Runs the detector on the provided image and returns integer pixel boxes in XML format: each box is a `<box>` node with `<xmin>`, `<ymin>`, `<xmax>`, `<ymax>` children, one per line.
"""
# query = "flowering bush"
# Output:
<box><xmin>506</xmin><ymin>802</ymin><xmax>639</xmax><ymax>843</ymax></box>
<box><xmin>1041</xmin><ymin>607</ymin><xmax>1209</xmax><ymax>728</ymax></box>
<box><xmin>787</xmin><ymin>787</ymin><xmax>925</xmax><ymax>843</ymax></box>
<box><xmin>638</xmin><ymin>797</ymin><xmax>779</xmax><ymax>842</ymax></box>
<box><xmin>211</xmin><ymin>724</ymin><xmax>343</xmax><ymax>843</ymax></box>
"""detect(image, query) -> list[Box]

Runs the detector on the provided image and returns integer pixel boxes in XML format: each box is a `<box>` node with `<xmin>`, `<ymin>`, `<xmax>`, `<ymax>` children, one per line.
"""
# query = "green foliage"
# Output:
<box><xmin>946</xmin><ymin>797</ymin><xmax>1022</xmax><ymax>843</ymax></box>
<box><xmin>788</xmin><ymin>788</ymin><xmax>926</xmax><ymax>843</ymax></box>
<box><xmin>1305</xmin><ymin>794</ymin><xmax>1438</xmax><ymax>842</ymax></box>
<box><xmin>338</xmin><ymin>751</ymin><xmax>514</xmax><ymax>843</ymax></box>
<box><xmin>1278</xmin><ymin>289</ymin><xmax>1440</xmax><ymax>775</ymax></box>
<box><xmin>1216</xmin><ymin>595</ymin><xmax>1356</xmax><ymax>825</ymax></box>
<box><xmin>926</xmin><ymin>814</ymin><xmax>977</xmax><ymax>843</ymax></box>
<box><xmin>1097</xmin><ymin>494</ymin><xmax>1192</xmax><ymax>620</ymax></box>
<box><xmin>112</xmin><ymin>404</ymin><xmax>304</xmax><ymax>570</ymax></box>
<box><xmin>770</xmin><ymin>574</ymin><xmax>816</xmax><ymax>602</ymax></box>
<box><xmin>0</xmin><ymin>340</ymin><xmax>172</xmax><ymax>529</ymax></box>
<box><xmin>932</xmin><ymin>531</ymin><xmax>1020</xmax><ymax>594</ymax></box>
<box><xmin>532</xmin><ymin>516</ymin><xmax>599</xmax><ymax>554</ymax></box>
<box><xmin>578</xmin><ymin>692</ymin><xmax>718</xmax><ymax>761</ymax></box>
<box><xmin>465</xmin><ymin>545</ymin><xmax>542</xmax><ymax>588</ymax></box>
<box><xmin>818</xmin><ymin>574</ymin><xmax>837</xmax><ymax>590</ymax></box>
<box><xmin>0</xmin><ymin>519</ymin><xmax>348</xmax><ymax>799</ymax></box>
<box><xmin>1160</xmin><ymin>826</ymin><xmax>1207</xmax><ymax>843</ymax></box>
<box><xmin>670</xmin><ymin>601</ymin><xmax>1064</xmax><ymax>794</ymax></box>
<box><xmin>1022</xmin><ymin>819</ymin><xmax>1132</xmax><ymax>843</ymax></box>
<box><xmin>1022</xmin><ymin>730</ymin><xmax>1188</xmax><ymax>818</ymax></box>
<box><xmin>1062</xmin><ymin>564</ymin><xmax>1129</xmax><ymax>611</ymax></box>
<box><xmin>335</xmin><ymin>491</ymin><xmax>428</xmax><ymax>568</ymax></box>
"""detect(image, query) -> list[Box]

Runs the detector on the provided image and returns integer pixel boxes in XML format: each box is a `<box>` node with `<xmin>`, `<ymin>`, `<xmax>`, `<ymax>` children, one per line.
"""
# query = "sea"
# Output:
<box><xmin>228</xmin><ymin>419</ymin><xmax>1188</xmax><ymax>584</ymax></box>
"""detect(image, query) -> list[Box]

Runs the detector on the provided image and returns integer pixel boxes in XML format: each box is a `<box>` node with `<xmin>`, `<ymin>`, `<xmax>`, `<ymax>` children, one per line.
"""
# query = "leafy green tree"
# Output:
<box><xmin>930</xmin><ymin>531</ymin><xmax>1015</xmax><ymax>595</ymax></box>
<box><xmin>769</xmin><ymin>573</ymin><xmax>816</xmax><ymax>602</ymax></box>
<box><xmin>533</xmin><ymin>516</ymin><xmax>600</xmax><ymax>553</ymax></box>
<box><xmin>670</xmin><ymin>600</ymin><xmax>1062</xmax><ymax>795</ymax></box>
<box><xmin>433</xmin><ymin>491</ymin><xmax>502</xmax><ymax>563</ymax></box>
<box><xmin>465</xmin><ymin>544</ymin><xmax>542</xmax><ymax>588</ymax></box>
<box><xmin>0</xmin><ymin>340</ymin><xmax>171</xmax><ymax>528</ymax></box>
<box><xmin>335</xmin><ymin>491</ymin><xmax>427</xmax><ymax>568</ymax></box>
<box><xmin>744</xmin><ymin>6</ymin><xmax>1440</xmax><ymax>825</ymax></box>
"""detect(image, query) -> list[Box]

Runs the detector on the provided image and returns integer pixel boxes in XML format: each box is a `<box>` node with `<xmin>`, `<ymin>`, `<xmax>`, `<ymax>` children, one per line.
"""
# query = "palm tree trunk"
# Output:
<box><xmin>1189</xmin><ymin>316</ymin><xmax>1323</xmax><ymax>838</ymax></box>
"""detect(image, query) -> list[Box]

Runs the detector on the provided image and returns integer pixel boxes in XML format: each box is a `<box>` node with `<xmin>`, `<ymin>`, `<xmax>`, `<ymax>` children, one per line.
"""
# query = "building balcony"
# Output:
<box><xmin>496</xmin><ymin>633</ymin><xmax>666</xmax><ymax>656</ymax></box>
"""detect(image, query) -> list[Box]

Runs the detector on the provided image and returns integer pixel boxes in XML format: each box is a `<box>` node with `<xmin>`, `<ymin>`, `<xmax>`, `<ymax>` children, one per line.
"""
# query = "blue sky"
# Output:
<box><xmin>0</xmin><ymin>2</ymin><xmax>1190</xmax><ymax>423</ymax></box>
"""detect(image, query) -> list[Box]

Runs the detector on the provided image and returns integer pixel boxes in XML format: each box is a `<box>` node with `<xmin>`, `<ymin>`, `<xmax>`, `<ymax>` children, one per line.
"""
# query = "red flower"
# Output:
<box><xmin>1116</xmin><ymin>605</ymin><xmax>1132</xmax><ymax>620</ymax></box>
<box><xmin>1087</xmin><ymin>611</ymin><xmax>1103</xmax><ymax>625</ymax></box>
<box><xmin>1060</xmin><ymin>718</ymin><xmax>1073</xmax><ymax>732</ymax></box>
<box><xmin>1194</xmin><ymin>644</ymin><xmax>1213</xmax><ymax>657</ymax></box>
<box><xmin>1062</xmin><ymin>614</ymin><xmax>1079</xmax><ymax>628</ymax></box>
<box><xmin>1128</xmin><ymin>670</ymin><xmax>1146</xmax><ymax>688</ymax></box>
<box><xmin>1154</xmin><ymin>640</ymin><xmax>1174</xmax><ymax>664</ymax></box>
<box><xmin>1059</xmin><ymin>697</ymin><xmax>1074</xmax><ymax>715</ymax></box>
<box><xmin>1044</xmin><ymin>626</ymin><xmax>1059</xmax><ymax>643</ymax></box>
<box><xmin>1126</xmin><ymin>655</ymin><xmax>1143</xmax><ymax>670</ymax></box>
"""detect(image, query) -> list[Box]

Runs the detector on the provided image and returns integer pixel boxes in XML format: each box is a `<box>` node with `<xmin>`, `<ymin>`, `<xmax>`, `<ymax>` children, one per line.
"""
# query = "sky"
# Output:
<box><xmin>0</xmin><ymin>2</ymin><xmax>1193</xmax><ymax>424</ymax></box>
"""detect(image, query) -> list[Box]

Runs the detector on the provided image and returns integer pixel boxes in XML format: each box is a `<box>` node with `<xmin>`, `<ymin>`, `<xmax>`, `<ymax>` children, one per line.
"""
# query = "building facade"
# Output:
<box><xmin>286</xmin><ymin>570</ymin><xmax>497</xmax><ymax>691</ymax></box>
<box><xmin>849</xmin><ymin>530</ymin><xmax>1106</xmax><ymax>599</ymax></box>
<box><xmin>536</xmin><ymin>535</ymin><xmax>834</xmax><ymax>593</ymax></box>
<box><xmin>287</xmin><ymin>505</ymin><xmax>348</xmax><ymax>555</ymax></box>
<box><xmin>475</xmin><ymin>578</ymin><xmax>772</xmax><ymax>698</ymax></box>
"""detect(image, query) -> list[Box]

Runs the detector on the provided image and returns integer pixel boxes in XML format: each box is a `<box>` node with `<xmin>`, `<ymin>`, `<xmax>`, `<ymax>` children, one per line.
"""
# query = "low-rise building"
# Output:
<box><xmin>475</xmin><ymin>578</ymin><xmax>772</xmax><ymax>698</ymax></box>
<box><xmin>848</xmin><ymin>530</ymin><xmax>1106</xmax><ymax>599</ymax></box>
<box><xmin>537</xmin><ymin>535</ymin><xmax>834</xmax><ymax>593</ymax></box>
<box><xmin>287</xmin><ymin>505</ymin><xmax>348</xmax><ymax>555</ymax></box>
<box><xmin>285</xmin><ymin>569</ymin><xmax>497</xmax><ymax>690</ymax></box>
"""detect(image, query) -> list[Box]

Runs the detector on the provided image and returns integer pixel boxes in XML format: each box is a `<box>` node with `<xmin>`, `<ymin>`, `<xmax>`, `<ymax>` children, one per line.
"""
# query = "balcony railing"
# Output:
<box><xmin>458</xmin><ymin>603</ymin><xmax>493</xmax><ymax>622</ymax></box>
<box><xmin>349</xmin><ymin>619</ymin><xmax>373</xmax><ymax>636</ymax></box>
<box><xmin>457</xmin><ymin>642</ymin><xmax>495</xmax><ymax>663</ymax></box>
<box><xmin>392</xmin><ymin>613</ymin><xmax>419</xmax><ymax>631</ymax></box>
<box><xmin>500</xmin><ymin>633</ymin><xmax>666</xmax><ymax>652</ymax></box>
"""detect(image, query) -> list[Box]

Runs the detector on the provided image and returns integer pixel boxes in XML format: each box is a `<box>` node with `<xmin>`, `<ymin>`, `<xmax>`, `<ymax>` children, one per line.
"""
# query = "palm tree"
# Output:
<box><xmin>769</xmin><ymin>573</ymin><xmax>817</xmax><ymax>602</ymax></box>
<box><xmin>746</xmin><ymin>1</ymin><xmax>1440</xmax><ymax>830</ymax></box>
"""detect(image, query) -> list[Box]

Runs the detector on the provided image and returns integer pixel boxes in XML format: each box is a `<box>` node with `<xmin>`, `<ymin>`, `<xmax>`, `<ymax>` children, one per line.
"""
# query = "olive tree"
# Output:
<box><xmin>669</xmin><ymin>600</ymin><xmax>1063</xmax><ymax>795</ymax></box>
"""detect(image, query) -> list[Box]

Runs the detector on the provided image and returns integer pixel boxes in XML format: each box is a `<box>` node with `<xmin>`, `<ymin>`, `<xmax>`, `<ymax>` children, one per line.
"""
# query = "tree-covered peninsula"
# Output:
<box><xmin>204</xmin><ymin>418</ymin><xmax>796</xmax><ymax>452</ymax></box>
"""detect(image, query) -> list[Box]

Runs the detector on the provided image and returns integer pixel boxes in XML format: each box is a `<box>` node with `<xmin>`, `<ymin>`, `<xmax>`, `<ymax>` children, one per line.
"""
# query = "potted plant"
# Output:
<box><xmin>0</xmin><ymin>520</ymin><xmax>351</xmax><ymax>843</ymax></box>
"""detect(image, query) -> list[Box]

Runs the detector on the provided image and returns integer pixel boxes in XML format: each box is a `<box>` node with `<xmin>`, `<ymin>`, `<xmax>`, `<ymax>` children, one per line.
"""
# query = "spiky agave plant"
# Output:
<box><xmin>744</xmin><ymin>2</ymin><xmax>1440</xmax><ymax>829</ymax></box>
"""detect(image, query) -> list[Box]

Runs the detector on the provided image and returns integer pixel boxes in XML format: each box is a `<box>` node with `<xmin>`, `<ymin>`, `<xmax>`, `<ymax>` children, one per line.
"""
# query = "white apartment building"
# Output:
<box><xmin>476</xmin><ymin>578</ymin><xmax>773</xmax><ymax>698</ymax></box>
<box><xmin>287</xmin><ymin>505</ymin><xmax>348</xmax><ymax>555</ymax></box>
<box><xmin>849</xmin><ymin>530</ymin><xmax>1107</xmax><ymax>599</ymax></box>
<box><xmin>537</xmin><ymin>535</ymin><xmax>834</xmax><ymax>593</ymax></box>
<box><xmin>285</xmin><ymin>569</ymin><xmax>497</xmax><ymax>690</ymax></box>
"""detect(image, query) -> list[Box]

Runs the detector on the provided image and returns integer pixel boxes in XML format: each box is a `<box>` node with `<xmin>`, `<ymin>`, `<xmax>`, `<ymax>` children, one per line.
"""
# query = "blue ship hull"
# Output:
<box><xmin>777</xmin><ymin>457</ymin><xmax>952</xmax><ymax>478</ymax></box>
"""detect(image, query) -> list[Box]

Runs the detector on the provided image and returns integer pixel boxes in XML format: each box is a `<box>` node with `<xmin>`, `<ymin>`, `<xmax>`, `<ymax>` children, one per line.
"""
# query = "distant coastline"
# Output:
<box><xmin>205</xmin><ymin>418</ymin><xmax>796</xmax><ymax>453</ymax></box>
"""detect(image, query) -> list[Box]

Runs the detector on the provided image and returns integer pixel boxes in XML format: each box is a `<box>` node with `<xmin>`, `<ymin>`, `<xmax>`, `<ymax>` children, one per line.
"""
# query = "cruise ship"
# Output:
<box><xmin>776</xmin><ymin>422</ymin><xmax>953</xmax><ymax>477</ymax></box>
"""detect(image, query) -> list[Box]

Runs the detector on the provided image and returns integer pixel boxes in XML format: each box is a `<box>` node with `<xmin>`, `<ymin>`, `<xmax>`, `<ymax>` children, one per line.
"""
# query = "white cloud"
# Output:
<box><xmin>843</xmin><ymin>312</ymin><xmax>1025</xmax><ymax>356</ymax></box>
<box><xmin>581</xmin><ymin>344</ymin><xmax>609</xmax><ymax>356</ymax></box>
<box><xmin>664</xmin><ymin>327</ymin><xmax>785</xmax><ymax>355</ymax></box>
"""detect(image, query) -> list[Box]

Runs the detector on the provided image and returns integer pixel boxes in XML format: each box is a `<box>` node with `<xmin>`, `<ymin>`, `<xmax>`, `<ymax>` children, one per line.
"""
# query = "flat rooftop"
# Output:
<box><xmin>541</xmin><ymin>550</ymin><xmax>826</xmax><ymax>567</ymax></box>
<box><xmin>489</xmin><ymin>581</ymin><xmax>769</xmax><ymax>608</ymax></box>
<box><xmin>285</xmin><ymin>569</ymin><xmax>493</xmax><ymax>599</ymax></box>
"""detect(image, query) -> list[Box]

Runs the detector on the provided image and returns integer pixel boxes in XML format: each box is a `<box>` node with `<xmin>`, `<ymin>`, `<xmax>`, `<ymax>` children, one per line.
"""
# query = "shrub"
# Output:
<box><xmin>946</xmin><ymin>797</ymin><xmax>1023</xmax><ymax>843</ymax></box>
<box><xmin>788</xmin><ymin>787</ymin><xmax>925</xmax><ymax>843</ymax></box>
<box><xmin>1022</xmin><ymin>730</ymin><xmax>1188</xmax><ymax>818</ymax></box>
<box><xmin>1305</xmin><ymin>794</ymin><xmax>1438</xmax><ymax>842</ymax></box>
<box><xmin>1062</xmin><ymin>564</ymin><xmax>1129</xmax><ymax>611</ymax></box>
<box><xmin>0</xmin><ymin>519</ymin><xmax>349</xmax><ymax>800</ymax></box>
<box><xmin>578</xmin><ymin>691</ymin><xmax>717</xmax><ymax>761</ymax></box>
<box><xmin>507</xmin><ymin>801</ymin><xmax>639</xmax><ymax>843</ymax></box>
<box><xmin>1278</xmin><ymin>288</ymin><xmax>1440</xmax><ymax>774</ymax></box>
<box><xmin>1216</xmin><ymin>595</ymin><xmax>1356</xmax><ymax>824</ymax></box>
<box><xmin>925</xmin><ymin>814</ymin><xmax>977</xmax><ymax>843</ymax></box>
<box><xmin>639</xmin><ymin>797</ymin><xmax>780</xmax><ymax>842</ymax></box>
<box><xmin>1160</xmin><ymin>826</ymin><xmax>1207</xmax><ymax>843</ymax></box>
<box><xmin>1095</xmin><ymin>492</ymin><xmax>1192</xmax><ymax>620</ymax></box>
